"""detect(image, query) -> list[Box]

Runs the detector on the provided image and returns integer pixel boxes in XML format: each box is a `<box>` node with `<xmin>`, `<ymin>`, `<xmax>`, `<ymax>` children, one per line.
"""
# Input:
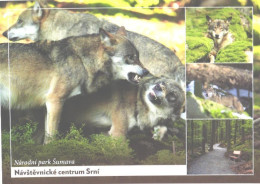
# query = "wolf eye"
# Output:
<box><xmin>17</xmin><ymin>19</ymin><xmax>23</xmax><ymax>24</ymax></box>
<box><xmin>125</xmin><ymin>55</ymin><xmax>135</xmax><ymax>64</ymax></box>
<box><xmin>167</xmin><ymin>93</ymin><xmax>176</xmax><ymax>103</ymax></box>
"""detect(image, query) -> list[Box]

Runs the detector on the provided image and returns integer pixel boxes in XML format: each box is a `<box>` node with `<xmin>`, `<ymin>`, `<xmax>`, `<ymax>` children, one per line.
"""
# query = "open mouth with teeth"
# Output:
<box><xmin>128</xmin><ymin>72</ymin><xmax>142</xmax><ymax>84</ymax></box>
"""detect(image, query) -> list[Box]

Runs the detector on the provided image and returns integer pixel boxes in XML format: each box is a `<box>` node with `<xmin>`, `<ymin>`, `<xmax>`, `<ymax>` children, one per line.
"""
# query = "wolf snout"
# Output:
<box><xmin>2</xmin><ymin>31</ymin><xmax>7</xmax><ymax>38</ymax></box>
<box><xmin>215</xmin><ymin>34</ymin><xmax>220</xmax><ymax>39</ymax></box>
<box><xmin>141</xmin><ymin>69</ymin><xmax>149</xmax><ymax>76</ymax></box>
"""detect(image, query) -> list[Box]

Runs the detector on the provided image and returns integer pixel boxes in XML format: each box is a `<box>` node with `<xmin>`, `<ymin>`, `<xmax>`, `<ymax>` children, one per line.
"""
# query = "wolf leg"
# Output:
<box><xmin>44</xmin><ymin>77</ymin><xmax>67</xmax><ymax>144</ymax></box>
<box><xmin>108</xmin><ymin>111</ymin><xmax>127</xmax><ymax>137</ymax></box>
<box><xmin>44</xmin><ymin>98</ymin><xmax>64</xmax><ymax>144</ymax></box>
<box><xmin>208</xmin><ymin>49</ymin><xmax>217</xmax><ymax>63</ymax></box>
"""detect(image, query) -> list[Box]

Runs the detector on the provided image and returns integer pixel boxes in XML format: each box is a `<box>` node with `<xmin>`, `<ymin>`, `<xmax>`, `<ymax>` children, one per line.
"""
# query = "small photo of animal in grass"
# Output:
<box><xmin>186</xmin><ymin>63</ymin><xmax>253</xmax><ymax>119</ymax></box>
<box><xmin>186</xmin><ymin>8</ymin><xmax>253</xmax><ymax>63</ymax></box>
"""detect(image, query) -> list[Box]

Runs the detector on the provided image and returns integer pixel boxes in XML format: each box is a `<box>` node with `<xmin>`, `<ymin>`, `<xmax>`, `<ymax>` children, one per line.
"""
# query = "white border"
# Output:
<box><xmin>11</xmin><ymin>165</ymin><xmax>187</xmax><ymax>178</ymax></box>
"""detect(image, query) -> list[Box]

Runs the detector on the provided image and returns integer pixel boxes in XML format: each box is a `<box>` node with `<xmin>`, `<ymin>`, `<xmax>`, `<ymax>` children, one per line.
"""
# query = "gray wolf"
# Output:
<box><xmin>205</xmin><ymin>86</ymin><xmax>244</xmax><ymax>113</ymax></box>
<box><xmin>61</xmin><ymin>76</ymin><xmax>185</xmax><ymax>137</ymax></box>
<box><xmin>206</xmin><ymin>15</ymin><xmax>234</xmax><ymax>63</ymax></box>
<box><xmin>2</xmin><ymin>0</ymin><xmax>183</xmax><ymax>79</ymax></box>
<box><xmin>0</xmin><ymin>27</ymin><xmax>148</xmax><ymax>143</ymax></box>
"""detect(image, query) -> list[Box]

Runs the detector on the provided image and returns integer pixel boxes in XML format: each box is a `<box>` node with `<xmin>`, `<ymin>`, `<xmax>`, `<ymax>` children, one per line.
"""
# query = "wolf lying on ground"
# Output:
<box><xmin>61</xmin><ymin>76</ymin><xmax>185</xmax><ymax>137</ymax></box>
<box><xmin>206</xmin><ymin>15</ymin><xmax>234</xmax><ymax>63</ymax></box>
<box><xmin>3</xmin><ymin>0</ymin><xmax>183</xmax><ymax>79</ymax></box>
<box><xmin>204</xmin><ymin>86</ymin><xmax>244</xmax><ymax>113</ymax></box>
<box><xmin>0</xmin><ymin>27</ymin><xmax>148</xmax><ymax>143</ymax></box>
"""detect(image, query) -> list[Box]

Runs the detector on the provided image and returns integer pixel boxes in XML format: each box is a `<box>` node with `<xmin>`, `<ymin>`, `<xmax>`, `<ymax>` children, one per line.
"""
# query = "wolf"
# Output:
<box><xmin>2</xmin><ymin>0</ymin><xmax>183</xmax><ymax>78</ymax></box>
<box><xmin>0</xmin><ymin>27</ymin><xmax>148</xmax><ymax>143</ymax></box>
<box><xmin>61</xmin><ymin>76</ymin><xmax>185</xmax><ymax>137</ymax></box>
<box><xmin>205</xmin><ymin>87</ymin><xmax>244</xmax><ymax>113</ymax></box>
<box><xmin>206</xmin><ymin>15</ymin><xmax>234</xmax><ymax>63</ymax></box>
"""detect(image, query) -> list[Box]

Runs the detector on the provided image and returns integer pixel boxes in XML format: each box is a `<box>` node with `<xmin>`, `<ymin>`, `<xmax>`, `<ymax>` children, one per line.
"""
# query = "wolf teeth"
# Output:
<box><xmin>134</xmin><ymin>75</ymin><xmax>138</xmax><ymax>81</ymax></box>
<box><xmin>134</xmin><ymin>74</ymin><xmax>141</xmax><ymax>82</ymax></box>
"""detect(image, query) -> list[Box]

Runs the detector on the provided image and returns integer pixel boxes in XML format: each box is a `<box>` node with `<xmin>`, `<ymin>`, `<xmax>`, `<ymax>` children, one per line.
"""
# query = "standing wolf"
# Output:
<box><xmin>0</xmin><ymin>27</ymin><xmax>147</xmax><ymax>143</ymax></box>
<box><xmin>2</xmin><ymin>0</ymin><xmax>183</xmax><ymax>78</ymax></box>
<box><xmin>206</xmin><ymin>15</ymin><xmax>234</xmax><ymax>63</ymax></box>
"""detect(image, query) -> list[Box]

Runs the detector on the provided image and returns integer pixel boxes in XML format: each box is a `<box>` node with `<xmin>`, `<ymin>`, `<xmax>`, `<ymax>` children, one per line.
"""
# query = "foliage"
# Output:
<box><xmin>188</xmin><ymin>93</ymin><xmax>250</xmax><ymax>119</ymax></box>
<box><xmin>7</xmin><ymin>123</ymin><xmax>134</xmax><ymax>165</ymax></box>
<box><xmin>11</xmin><ymin>121</ymin><xmax>38</xmax><ymax>145</ymax></box>
<box><xmin>141</xmin><ymin>150</ymin><xmax>185</xmax><ymax>165</ymax></box>
<box><xmin>3</xmin><ymin>119</ymin><xmax>186</xmax><ymax>167</ymax></box>
<box><xmin>187</xmin><ymin>120</ymin><xmax>253</xmax><ymax>164</ymax></box>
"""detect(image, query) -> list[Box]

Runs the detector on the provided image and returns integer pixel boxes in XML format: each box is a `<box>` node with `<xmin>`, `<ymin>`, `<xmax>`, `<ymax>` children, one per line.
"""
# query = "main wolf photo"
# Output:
<box><xmin>0</xmin><ymin>0</ymin><xmax>186</xmax><ymax>172</ymax></box>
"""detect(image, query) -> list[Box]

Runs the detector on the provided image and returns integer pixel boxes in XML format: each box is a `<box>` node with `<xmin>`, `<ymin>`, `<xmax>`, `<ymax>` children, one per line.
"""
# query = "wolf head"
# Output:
<box><xmin>204</xmin><ymin>86</ymin><xmax>216</xmax><ymax>98</ymax></box>
<box><xmin>2</xmin><ymin>1</ymin><xmax>48</xmax><ymax>41</ymax></box>
<box><xmin>206</xmin><ymin>15</ymin><xmax>232</xmax><ymax>41</ymax></box>
<box><xmin>141</xmin><ymin>77</ymin><xmax>185</xmax><ymax>125</ymax></box>
<box><xmin>99</xmin><ymin>27</ymin><xmax>149</xmax><ymax>84</ymax></box>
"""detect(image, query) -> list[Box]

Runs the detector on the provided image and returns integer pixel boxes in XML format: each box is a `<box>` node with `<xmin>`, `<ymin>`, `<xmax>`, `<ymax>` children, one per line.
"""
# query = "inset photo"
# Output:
<box><xmin>186</xmin><ymin>63</ymin><xmax>253</xmax><ymax>119</ymax></box>
<box><xmin>186</xmin><ymin>8</ymin><xmax>253</xmax><ymax>63</ymax></box>
<box><xmin>187</xmin><ymin>120</ymin><xmax>253</xmax><ymax>175</ymax></box>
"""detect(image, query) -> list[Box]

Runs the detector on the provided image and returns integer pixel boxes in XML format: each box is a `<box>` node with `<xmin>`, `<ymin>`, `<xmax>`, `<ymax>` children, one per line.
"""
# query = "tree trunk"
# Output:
<box><xmin>210</xmin><ymin>120</ymin><xmax>216</xmax><ymax>151</ymax></box>
<box><xmin>242</xmin><ymin>120</ymin><xmax>245</xmax><ymax>143</ymax></box>
<box><xmin>186</xmin><ymin>64</ymin><xmax>252</xmax><ymax>90</ymax></box>
<box><xmin>234</xmin><ymin>121</ymin><xmax>238</xmax><ymax>145</ymax></box>
<box><xmin>194</xmin><ymin>81</ymin><xmax>203</xmax><ymax>98</ymax></box>
<box><xmin>227</xmin><ymin>120</ymin><xmax>231</xmax><ymax>152</ymax></box>
<box><xmin>191</xmin><ymin>120</ymin><xmax>194</xmax><ymax>155</ymax></box>
<box><xmin>202</xmin><ymin>124</ymin><xmax>207</xmax><ymax>154</ymax></box>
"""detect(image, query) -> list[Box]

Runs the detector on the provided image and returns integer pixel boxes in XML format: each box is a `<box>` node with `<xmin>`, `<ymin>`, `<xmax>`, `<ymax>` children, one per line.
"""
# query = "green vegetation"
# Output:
<box><xmin>1</xmin><ymin>119</ymin><xmax>186</xmax><ymax>170</ymax></box>
<box><xmin>3</xmin><ymin>123</ymin><xmax>134</xmax><ymax>166</ymax></box>
<box><xmin>186</xmin><ymin>8</ymin><xmax>252</xmax><ymax>63</ymax></box>
<box><xmin>141</xmin><ymin>150</ymin><xmax>185</xmax><ymax>165</ymax></box>
<box><xmin>187</xmin><ymin>120</ymin><xmax>253</xmax><ymax>165</ymax></box>
<box><xmin>216</xmin><ymin>41</ymin><xmax>252</xmax><ymax>63</ymax></box>
<box><xmin>186</xmin><ymin>37</ymin><xmax>213</xmax><ymax>63</ymax></box>
<box><xmin>187</xmin><ymin>93</ymin><xmax>250</xmax><ymax>119</ymax></box>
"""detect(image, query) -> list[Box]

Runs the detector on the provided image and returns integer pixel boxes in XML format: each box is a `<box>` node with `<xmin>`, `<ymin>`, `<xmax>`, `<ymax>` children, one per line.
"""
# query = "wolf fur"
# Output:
<box><xmin>61</xmin><ymin>76</ymin><xmax>185</xmax><ymax>137</ymax></box>
<box><xmin>3</xmin><ymin>0</ymin><xmax>183</xmax><ymax>79</ymax></box>
<box><xmin>205</xmin><ymin>87</ymin><xmax>244</xmax><ymax>113</ymax></box>
<box><xmin>206</xmin><ymin>15</ymin><xmax>234</xmax><ymax>63</ymax></box>
<box><xmin>0</xmin><ymin>27</ymin><xmax>147</xmax><ymax>143</ymax></box>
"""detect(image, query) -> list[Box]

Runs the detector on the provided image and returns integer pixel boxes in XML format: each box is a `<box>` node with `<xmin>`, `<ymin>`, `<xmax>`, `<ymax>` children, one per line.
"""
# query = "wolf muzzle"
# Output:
<box><xmin>2</xmin><ymin>31</ymin><xmax>7</xmax><ymax>38</ymax></box>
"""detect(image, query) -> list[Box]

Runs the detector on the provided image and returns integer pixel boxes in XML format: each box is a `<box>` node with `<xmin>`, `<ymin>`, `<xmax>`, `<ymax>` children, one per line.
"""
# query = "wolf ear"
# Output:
<box><xmin>226</xmin><ymin>16</ymin><xmax>232</xmax><ymax>24</ymax></box>
<box><xmin>33</xmin><ymin>1</ymin><xmax>49</xmax><ymax>21</ymax></box>
<box><xmin>206</xmin><ymin>15</ymin><xmax>212</xmax><ymax>23</ymax></box>
<box><xmin>99</xmin><ymin>28</ymin><xmax>117</xmax><ymax>46</ymax></box>
<box><xmin>33</xmin><ymin>1</ymin><xmax>43</xmax><ymax>19</ymax></box>
<box><xmin>116</xmin><ymin>26</ymin><xmax>127</xmax><ymax>36</ymax></box>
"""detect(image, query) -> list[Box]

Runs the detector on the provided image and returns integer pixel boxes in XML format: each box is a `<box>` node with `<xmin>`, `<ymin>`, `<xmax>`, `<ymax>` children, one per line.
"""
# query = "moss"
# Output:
<box><xmin>186</xmin><ymin>37</ymin><xmax>213</xmax><ymax>63</ymax></box>
<box><xmin>141</xmin><ymin>150</ymin><xmax>185</xmax><ymax>165</ymax></box>
<box><xmin>188</xmin><ymin>95</ymin><xmax>250</xmax><ymax>119</ymax></box>
<box><xmin>202</xmin><ymin>99</ymin><xmax>250</xmax><ymax>118</ymax></box>
<box><xmin>186</xmin><ymin>8</ymin><xmax>252</xmax><ymax>63</ymax></box>
<box><xmin>215</xmin><ymin>41</ymin><xmax>252</xmax><ymax>63</ymax></box>
<box><xmin>254</xmin><ymin>45</ymin><xmax>260</xmax><ymax>61</ymax></box>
